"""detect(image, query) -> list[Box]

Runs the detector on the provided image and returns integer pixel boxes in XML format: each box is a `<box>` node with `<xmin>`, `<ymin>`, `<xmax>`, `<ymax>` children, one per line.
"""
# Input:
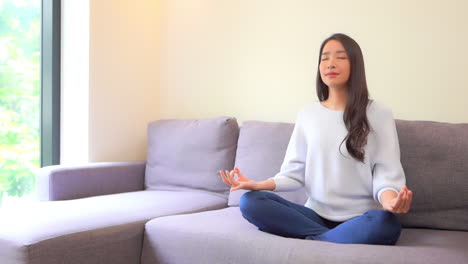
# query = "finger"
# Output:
<box><xmin>230</xmin><ymin>169</ymin><xmax>238</xmax><ymax>179</ymax></box>
<box><xmin>230</xmin><ymin>182</ymin><xmax>244</xmax><ymax>192</ymax></box>
<box><xmin>396</xmin><ymin>187</ymin><xmax>404</xmax><ymax>198</ymax></box>
<box><xmin>234</xmin><ymin>167</ymin><xmax>242</xmax><ymax>177</ymax></box>
<box><xmin>393</xmin><ymin>189</ymin><xmax>405</xmax><ymax>212</ymax></box>
<box><xmin>224</xmin><ymin>170</ymin><xmax>235</xmax><ymax>185</ymax></box>
<box><xmin>230</xmin><ymin>170</ymin><xmax>241</xmax><ymax>183</ymax></box>
<box><xmin>402</xmin><ymin>185</ymin><xmax>409</xmax><ymax>195</ymax></box>
<box><xmin>398</xmin><ymin>190</ymin><xmax>408</xmax><ymax>213</ymax></box>
<box><xmin>235</xmin><ymin>169</ymin><xmax>245</xmax><ymax>180</ymax></box>
<box><xmin>401</xmin><ymin>188</ymin><xmax>410</xmax><ymax>213</ymax></box>
<box><xmin>226</xmin><ymin>170</ymin><xmax>239</xmax><ymax>186</ymax></box>
<box><xmin>219</xmin><ymin>170</ymin><xmax>227</xmax><ymax>184</ymax></box>
<box><xmin>393</xmin><ymin>189</ymin><xmax>404</xmax><ymax>212</ymax></box>
<box><xmin>219</xmin><ymin>170</ymin><xmax>232</xmax><ymax>186</ymax></box>
<box><xmin>405</xmin><ymin>190</ymin><xmax>413</xmax><ymax>213</ymax></box>
<box><xmin>226</xmin><ymin>170</ymin><xmax>237</xmax><ymax>185</ymax></box>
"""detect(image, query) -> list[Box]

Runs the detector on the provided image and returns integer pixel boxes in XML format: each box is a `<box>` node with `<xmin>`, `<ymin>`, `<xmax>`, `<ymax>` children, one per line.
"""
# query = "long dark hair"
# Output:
<box><xmin>316</xmin><ymin>33</ymin><xmax>372</xmax><ymax>163</ymax></box>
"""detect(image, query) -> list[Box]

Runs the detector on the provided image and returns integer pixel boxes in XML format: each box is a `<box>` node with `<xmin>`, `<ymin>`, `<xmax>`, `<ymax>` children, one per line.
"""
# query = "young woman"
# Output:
<box><xmin>219</xmin><ymin>33</ymin><xmax>413</xmax><ymax>245</ymax></box>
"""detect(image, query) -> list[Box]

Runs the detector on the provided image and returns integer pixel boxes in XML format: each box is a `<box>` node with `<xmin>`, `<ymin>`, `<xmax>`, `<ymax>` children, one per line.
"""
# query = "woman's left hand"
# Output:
<box><xmin>382</xmin><ymin>185</ymin><xmax>413</xmax><ymax>214</ymax></box>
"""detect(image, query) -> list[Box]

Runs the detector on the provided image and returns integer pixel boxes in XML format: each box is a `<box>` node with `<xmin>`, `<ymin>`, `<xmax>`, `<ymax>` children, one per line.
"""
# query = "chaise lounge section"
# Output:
<box><xmin>0</xmin><ymin>116</ymin><xmax>239</xmax><ymax>264</ymax></box>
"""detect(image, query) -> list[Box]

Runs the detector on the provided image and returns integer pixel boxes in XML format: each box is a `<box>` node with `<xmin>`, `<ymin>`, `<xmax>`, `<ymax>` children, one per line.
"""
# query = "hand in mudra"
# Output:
<box><xmin>219</xmin><ymin>167</ymin><xmax>257</xmax><ymax>192</ymax></box>
<box><xmin>382</xmin><ymin>185</ymin><xmax>413</xmax><ymax>214</ymax></box>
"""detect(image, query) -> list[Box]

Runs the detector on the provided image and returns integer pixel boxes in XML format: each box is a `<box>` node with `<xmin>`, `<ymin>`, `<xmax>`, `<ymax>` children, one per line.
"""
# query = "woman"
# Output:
<box><xmin>218</xmin><ymin>33</ymin><xmax>413</xmax><ymax>245</ymax></box>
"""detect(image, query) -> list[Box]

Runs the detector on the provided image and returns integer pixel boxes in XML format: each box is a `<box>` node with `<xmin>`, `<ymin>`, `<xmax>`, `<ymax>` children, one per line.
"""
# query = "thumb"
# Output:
<box><xmin>230</xmin><ymin>181</ymin><xmax>246</xmax><ymax>192</ymax></box>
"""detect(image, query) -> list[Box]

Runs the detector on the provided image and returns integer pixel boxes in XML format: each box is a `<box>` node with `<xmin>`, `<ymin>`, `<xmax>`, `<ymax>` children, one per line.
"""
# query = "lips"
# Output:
<box><xmin>325</xmin><ymin>72</ymin><xmax>339</xmax><ymax>76</ymax></box>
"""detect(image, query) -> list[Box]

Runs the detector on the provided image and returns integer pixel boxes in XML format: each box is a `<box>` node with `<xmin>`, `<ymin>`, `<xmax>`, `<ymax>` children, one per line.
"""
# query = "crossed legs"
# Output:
<box><xmin>239</xmin><ymin>190</ymin><xmax>401</xmax><ymax>245</ymax></box>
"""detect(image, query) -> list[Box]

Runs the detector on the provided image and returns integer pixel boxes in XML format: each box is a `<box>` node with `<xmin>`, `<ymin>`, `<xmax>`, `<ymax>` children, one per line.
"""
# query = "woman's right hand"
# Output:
<box><xmin>219</xmin><ymin>167</ymin><xmax>258</xmax><ymax>192</ymax></box>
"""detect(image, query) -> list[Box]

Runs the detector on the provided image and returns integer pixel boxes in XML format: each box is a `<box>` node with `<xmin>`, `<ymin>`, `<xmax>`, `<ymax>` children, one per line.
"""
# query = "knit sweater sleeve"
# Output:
<box><xmin>267</xmin><ymin>110</ymin><xmax>307</xmax><ymax>192</ymax></box>
<box><xmin>372</xmin><ymin>106</ymin><xmax>406</xmax><ymax>204</ymax></box>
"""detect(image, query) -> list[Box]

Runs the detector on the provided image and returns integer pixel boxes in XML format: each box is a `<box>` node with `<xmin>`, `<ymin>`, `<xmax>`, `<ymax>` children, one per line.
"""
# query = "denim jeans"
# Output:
<box><xmin>239</xmin><ymin>190</ymin><xmax>402</xmax><ymax>245</ymax></box>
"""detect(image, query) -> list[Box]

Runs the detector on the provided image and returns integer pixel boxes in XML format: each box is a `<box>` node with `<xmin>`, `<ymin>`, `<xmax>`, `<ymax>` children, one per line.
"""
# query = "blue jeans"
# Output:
<box><xmin>239</xmin><ymin>190</ymin><xmax>401</xmax><ymax>245</ymax></box>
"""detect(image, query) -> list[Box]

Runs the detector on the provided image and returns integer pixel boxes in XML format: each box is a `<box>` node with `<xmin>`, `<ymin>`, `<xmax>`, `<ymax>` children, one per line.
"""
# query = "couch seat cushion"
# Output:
<box><xmin>0</xmin><ymin>190</ymin><xmax>227</xmax><ymax>264</ymax></box>
<box><xmin>142</xmin><ymin>207</ymin><xmax>468</xmax><ymax>264</ymax></box>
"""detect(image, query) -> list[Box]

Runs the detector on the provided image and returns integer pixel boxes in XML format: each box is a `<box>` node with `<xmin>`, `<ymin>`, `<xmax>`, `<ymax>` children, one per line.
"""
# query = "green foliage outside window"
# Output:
<box><xmin>0</xmin><ymin>0</ymin><xmax>40</xmax><ymax>207</ymax></box>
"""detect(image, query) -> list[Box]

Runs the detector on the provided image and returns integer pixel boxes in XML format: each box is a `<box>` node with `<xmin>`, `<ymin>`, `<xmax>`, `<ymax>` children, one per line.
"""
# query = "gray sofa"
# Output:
<box><xmin>0</xmin><ymin>115</ymin><xmax>467</xmax><ymax>264</ymax></box>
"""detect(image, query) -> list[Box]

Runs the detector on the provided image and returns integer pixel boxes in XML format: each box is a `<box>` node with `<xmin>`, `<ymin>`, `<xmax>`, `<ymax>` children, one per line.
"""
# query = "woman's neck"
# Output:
<box><xmin>322</xmin><ymin>86</ymin><xmax>348</xmax><ymax>111</ymax></box>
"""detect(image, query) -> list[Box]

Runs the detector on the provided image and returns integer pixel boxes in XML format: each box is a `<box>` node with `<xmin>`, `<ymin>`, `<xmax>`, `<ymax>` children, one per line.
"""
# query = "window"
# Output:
<box><xmin>0</xmin><ymin>0</ymin><xmax>60</xmax><ymax>208</ymax></box>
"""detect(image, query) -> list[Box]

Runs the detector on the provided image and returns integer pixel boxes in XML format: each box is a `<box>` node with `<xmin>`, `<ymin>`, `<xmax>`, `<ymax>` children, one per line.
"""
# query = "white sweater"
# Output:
<box><xmin>267</xmin><ymin>100</ymin><xmax>406</xmax><ymax>221</ymax></box>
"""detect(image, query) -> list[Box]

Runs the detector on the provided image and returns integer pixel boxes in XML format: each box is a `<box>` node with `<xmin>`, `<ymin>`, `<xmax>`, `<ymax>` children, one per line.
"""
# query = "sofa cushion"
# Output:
<box><xmin>396</xmin><ymin>120</ymin><xmax>468</xmax><ymax>231</ymax></box>
<box><xmin>0</xmin><ymin>190</ymin><xmax>228</xmax><ymax>264</ymax></box>
<box><xmin>228</xmin><ymin>121</ymin><xmax>308</xmax><ymax>207</ymax></box>
<box><xmin>145</xmin><ymin>116</ymin><xmax>239</xmax><ymax>196</ymax></box>
<box><xmin>141</xmin><ymin>207</ymin><xmax>468</xmax><ymax>264</ymax></box>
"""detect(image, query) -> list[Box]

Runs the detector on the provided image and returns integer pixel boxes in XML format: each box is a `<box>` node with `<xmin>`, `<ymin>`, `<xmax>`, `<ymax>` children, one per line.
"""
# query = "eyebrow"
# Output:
<box><xmin>321</xmin><ymin>50</ymin><xmax>346</xmax><ymax>55</ymax></box>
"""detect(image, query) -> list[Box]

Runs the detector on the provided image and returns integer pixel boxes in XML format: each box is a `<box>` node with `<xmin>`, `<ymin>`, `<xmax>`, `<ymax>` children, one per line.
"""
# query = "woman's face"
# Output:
<box><xmin>319</xmin><ymin>40</ymin><xmax>351</xmax><ymax>89</ymax></box>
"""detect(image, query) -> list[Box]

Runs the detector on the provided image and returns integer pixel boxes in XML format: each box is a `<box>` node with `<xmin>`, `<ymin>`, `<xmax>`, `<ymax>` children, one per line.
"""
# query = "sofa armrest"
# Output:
<box><xmin>36</xmin><ymin>161</ymin><xmax>146</xmax><ymax>201</ymax></box>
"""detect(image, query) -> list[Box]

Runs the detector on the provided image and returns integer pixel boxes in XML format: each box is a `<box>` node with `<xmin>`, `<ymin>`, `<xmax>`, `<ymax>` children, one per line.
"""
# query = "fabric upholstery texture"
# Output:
<box><xmin>142</xmin><ymin>207</ymin><xmax>468</xmax><ymax>264</ymax></box>
<box><xmin>145</xmin><ymin>116</ymin><xmax>239</xmax><ymax>197</ymax></box>
<box><xmin>2</xmin><ymin>116</ymin><xmax>467</xmax><ymax>264</ymax></box>
<box><xmin>228</xmin><ymin>121</ymin><xmax>308</xmax><ymax>207</ymax></box>
<box><xmin>0</xmin><ymin>190</ymin><xmax>227</xmax><ymax>264</ymax></box>
<box><xmin>395</xmin><ymin>120</ymin><xmax>468</xmax><ymax>231</ymax></box>
<box><xmin>229</xmin><ymin>119</ymin><xmax>468</xmax><ymax>232</ymax></box>
<box><xmin>36</xmin><ymin>161</ymin><xmax>146</xmax><ymax>201</ymax></box>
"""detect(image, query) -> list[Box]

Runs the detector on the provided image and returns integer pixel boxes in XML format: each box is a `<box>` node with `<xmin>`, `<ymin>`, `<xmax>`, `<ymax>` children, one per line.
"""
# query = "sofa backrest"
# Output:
<box><xmin>228</xmin><ymin>121</ymin><xmax>309</xmax><ymax>206</ymax></box>
<box><xmin>229</xmin><ymin>119</ymin><xmax>468</xmax><ymax>232</ymax></box>
<box><xmin>396</xmin><ymin>119</ymin><xmax>468</xmax><ymax>231</ymax></box>
<box><xmin>145</xmin><ymin>116</ymin><xmax>239</xmax><ymax>198</ymax></box>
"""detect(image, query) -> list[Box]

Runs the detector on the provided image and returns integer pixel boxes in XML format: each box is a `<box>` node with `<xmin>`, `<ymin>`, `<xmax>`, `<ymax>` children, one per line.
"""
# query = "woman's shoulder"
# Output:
<box><xmin>367</xmin><ymin>100</ymin><xmax>397</xmax><ymax>134</ymax></box>
<box><xmin>367</xmin><ymin>99</ymin><xmax>394</xmax><ymax>118</ymax></box>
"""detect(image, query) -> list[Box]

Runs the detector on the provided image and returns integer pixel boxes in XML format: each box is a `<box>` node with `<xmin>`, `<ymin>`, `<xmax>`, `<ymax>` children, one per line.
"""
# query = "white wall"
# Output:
<box><xmin>77</xmin><ymin>0</ymin><xmax>468</xmax><ymax>162</ymax></box>
<box><xmin>60</xmin><ymin>0</ymin><xmax>89</xmax><ymax>164</ymax></box>
<box><xmin>89</xmin><ymin>0</ymin><xmax>161</xmax><ymax>162</ymax></box>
